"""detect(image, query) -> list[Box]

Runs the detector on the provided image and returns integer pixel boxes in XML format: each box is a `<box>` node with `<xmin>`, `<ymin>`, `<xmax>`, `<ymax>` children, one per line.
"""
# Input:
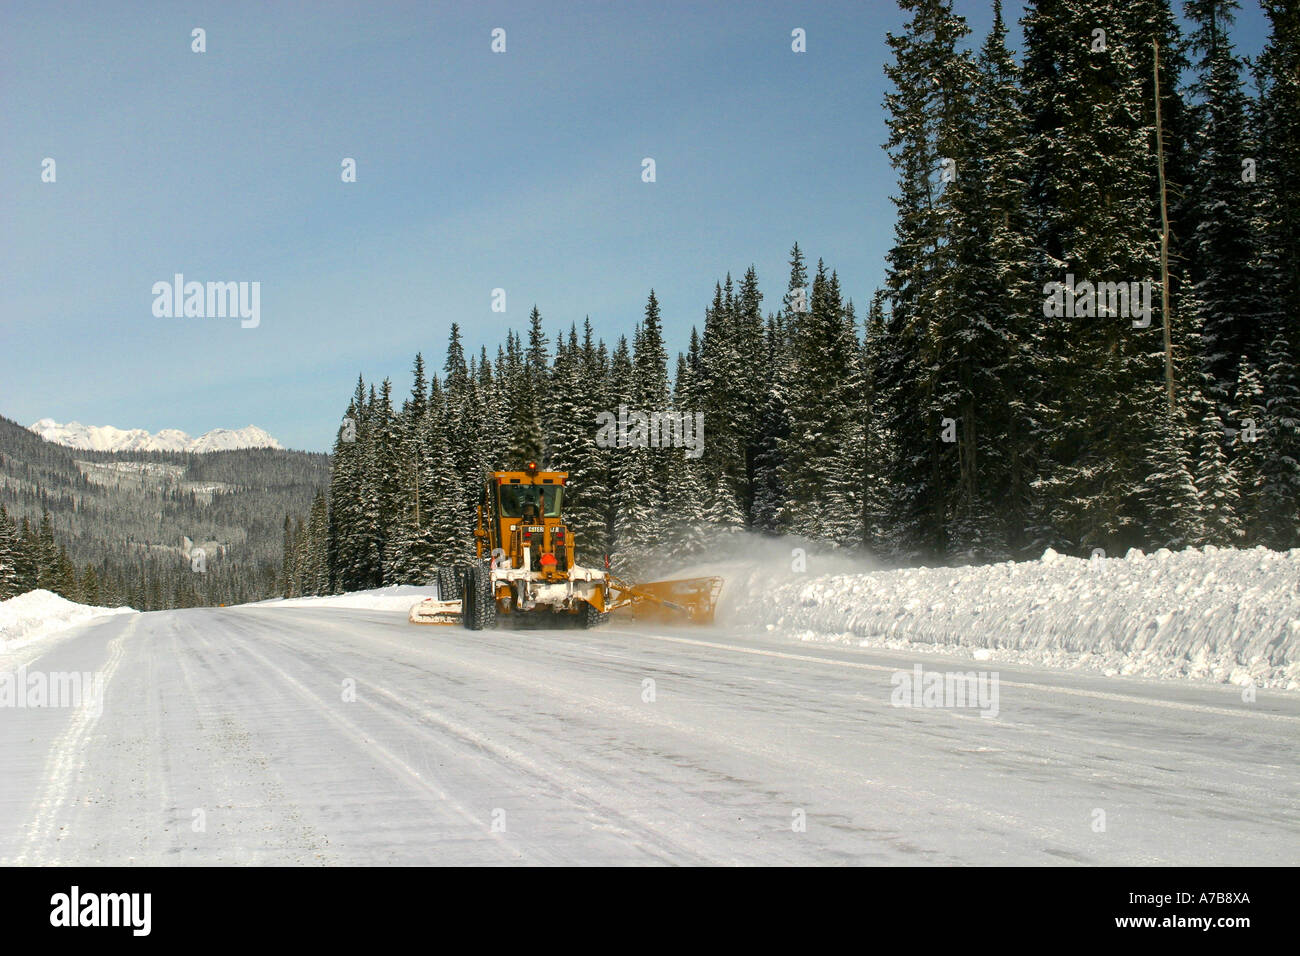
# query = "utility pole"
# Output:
<box><xmin>1153</xmin><ymin>39</ymin><xmax>1175</xmax><ymax>412</ymax></box>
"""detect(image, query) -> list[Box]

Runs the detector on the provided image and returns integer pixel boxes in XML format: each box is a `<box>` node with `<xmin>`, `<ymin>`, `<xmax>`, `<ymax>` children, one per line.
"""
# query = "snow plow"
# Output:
<box><xmin>409</xmin><ymin>463</ymin><xmax>723</xmax><ymax>630</ymax></box>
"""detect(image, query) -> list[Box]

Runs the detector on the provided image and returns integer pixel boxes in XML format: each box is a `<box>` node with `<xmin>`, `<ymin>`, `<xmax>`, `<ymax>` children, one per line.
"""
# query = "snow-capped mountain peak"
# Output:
<box><xmin>28</xmin><ymin>419</ymin><xmax>281</xmax><ymax>453</ymax></box>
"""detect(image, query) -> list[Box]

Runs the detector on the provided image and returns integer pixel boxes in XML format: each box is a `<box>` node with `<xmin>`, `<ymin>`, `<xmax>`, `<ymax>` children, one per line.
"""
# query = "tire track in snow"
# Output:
<box><xmin>220</xmin><ymin>618</ymin><xmax>535</xmax><ymax>864</ymax></box>
<box><xmin>10</xmin><ymin>616</ymin><xmax>133</xmax><ymax>866</ymax></box>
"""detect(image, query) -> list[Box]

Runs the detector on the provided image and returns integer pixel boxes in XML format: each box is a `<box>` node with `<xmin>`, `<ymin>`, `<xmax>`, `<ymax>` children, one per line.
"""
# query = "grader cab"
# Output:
<box><xmin>409</xmin><ymin>462</ymin><xmax>723</xmax><ymax>630</ymax></box>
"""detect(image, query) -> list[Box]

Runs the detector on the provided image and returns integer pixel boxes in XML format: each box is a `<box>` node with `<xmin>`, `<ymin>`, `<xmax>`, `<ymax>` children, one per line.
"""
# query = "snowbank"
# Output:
<box><xmin>0</xmin><ymin>589</ymin><xmax>137</xmax><ymax>654</ymax></box>
<box><xmin>254</xmin><ymin>584</ymin><xmax>436</xmax><ymax>613</ymax></box>
<box><xmin>723</xmin><ymin>546</ymin><xmax>1300</xmax><ymax>689</ymax></box>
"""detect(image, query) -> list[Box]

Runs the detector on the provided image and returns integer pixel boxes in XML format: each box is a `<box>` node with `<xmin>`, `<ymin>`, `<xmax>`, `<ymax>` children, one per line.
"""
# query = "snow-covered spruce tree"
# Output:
<box><xmin>475</xmin><ymin>346</ymin><xmax>507</xmax><ymax>472</ymax></box>
<box><xmin>14</xmin><ymin>518</ymin><xmax>38</xmax><ymax>594</ymax></box>
<box><xmin>377</xmin><ymin>364</ymin><xmax>429</xmax><ymax>585</ymax></box>
<box><xmin>443</xmin><ymin>328</ymin><xmax>488</xmax><ymax>561</ymax></box>
<box><xmin>966</xmin><ymin>0</ymin><xmax>1043</xmax><ymax>558</ymax></box>
<box><xmin>388</xmin><ymin>375</ymin><xmax>440</xmax><ymax>583</ymax></box>
<box><xmin>546</xmin><ymin>326</ymin><xmax>582</xmax><ymax>469</ymax></box>
<box><xmin>545</xmin><ymin>327</ymin><xmax>585</xmax><ymax>526</ymax></box>
<box><xmin>823</xmin><ymin>297</ymin><xmax>868</xmax><ymax>551</ymax></box>
<box><xmin>347</xmin><ymin>383</ymin><xmax>382</xmax><ymax>589</ymax></box>
<box><xmin>780</xmin><ymin>261</ymin><xmax>859</xmax><ymax>545</ymax></box>
<box><xmin>425</xmin><ymin>401</ymin><xmax>472</xmax><ymax>570</ymax></box>
<box><xmin>1258</xmin><ymin>330</ymin><xmax>1300</xmax><ymax>548</ymax></box>
<box><xmin>880</xmin><ymin>0</ymin><xmax>979</xmax><ymax>560</ymax></box>
<box><xmin>1021</xmin><ymin>0</ymin><xmax>1177</xmax><ymax>555</ymax></box>
<box><xmin>1190</xmin><ymin>390</ymin><xmax>1242</xmax><ymax>545</ymax></box>
<box><xmin>1229</xmin><ymin>358</ymin><xmax>1267</xmax><ymax>536</ymax></box>
<box><xmin>704</xmin><ymin>467</ymin><xmax>746</xmax><ymax>539</ymax></box>
<box><xmin>405</xmin><ymin>352</ymin><xmax>429</xmax><ymax>426</ymax></box>
<box><xmin>290</xmin><ymin>516</ymin><xmax>306</xmax><ymax>595</ymax></box>
<box><xmin>663</xmin><ymin>451</ymin><xmax>710</xmax><ymax>560</ymax></box>
<box><xmin>607</xmin><ymin>334</ymin><xmax>646</xmax><ymax>571</ymax></box>
<box><xmin>1139</xmin><ymin>399</ymin><xmax>1203</xmax><ymax>549</ymax></box>
<box><xmin>503</xmin><ymin>306</ymin><xmax>547</xmax><ymax>468</ymax></box>
<box><xmin>549</xmin><ymin>324</ymin><xmax>609</xmax><ymax>564</ymax></box>
<box><xmin>575</xmin><ymin>321</ymin><xmax>613</xmax><ymax>563</ymax></box>
<box><xmin>79</xmin><ymin>566</ymin><xmax>100</xmax><ymax>606</ymax></box>
<box><xmin>472</xmin><ymin>361</ymin><xmax>504</xmax><ymax>481</ymax></box>
<box><xmin>1183</xmin><ymin>0</ymin><xmax>1264</xmax><ymax>416</ymax></box>
<box><xmin>750</xmin><ymin>245</ymin><xmax>803</xmax><ymax>534</ymax></box>
<box><xmin>0</xmin><ymin>505</ymin><xmax>20</xmax><ymax>600</ymax></box>
<box><xmin>279</xmin><ymin>515</ymin><xmax>297</xmax><ymax>597</ymax></box>
<box><xmin>733</xmin><ymin>266</ymin><xmax>767</xmax><ymax>510</ymax></box>
<box><xmin>369</xmin><ymin>380</ymin><xmax>405</xmax><ymax>586</ymax></box>
<box><xmin>860</xmin><ymin>292</ymin><xmax>897</xmax><ymax>558</ymax></box>
<box><xmin>1252</xmin><ymin>1</ymin><xmax>1300</xmax><ymax>550</ymax></box>
<box><xmin>697</xmin><ymin>275</ymin><xmax>749</xmax><ymax>513</ymax></box>
<box><xmin>676</xmin><ymin>327</ymin><xmax>701</xmax><ymax>412</ymax></box>
<box><xmin>329</xmin><ymin>380</ymin><xmax>368</xmax><ymax>591</ymax></box>
<box><xmin>303</xmin><ymin>490</ymin><xmax>331</xmax><ymax>594</ymax></box>
<box><xmin>36</xmin><ymin>509</ymin><xmax>59</xmax><ymax>591</ymax></box>
<box><xmin>611</xmin><ymin>291</ymin><xmax>672</xmax><ymax>573</ymax></box>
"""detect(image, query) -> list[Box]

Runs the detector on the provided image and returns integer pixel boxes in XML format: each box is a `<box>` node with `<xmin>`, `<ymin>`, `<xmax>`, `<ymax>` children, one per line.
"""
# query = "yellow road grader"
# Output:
<box><xmin>408</xmin><ymin>462</ymin><xmax>723</xmax><ymax>630</ymax></box>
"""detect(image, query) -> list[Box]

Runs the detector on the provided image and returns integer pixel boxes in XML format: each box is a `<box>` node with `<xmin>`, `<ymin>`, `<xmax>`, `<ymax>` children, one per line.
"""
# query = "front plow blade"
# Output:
<box><xmin>408</xmin><ymin>598</ymin><xmax>463</xmax><ymax>625</ymax></box>
<box><xmin>609</xmin><ymin>575</ymin><xmax>724</xmax><ymax>625</ymax></box>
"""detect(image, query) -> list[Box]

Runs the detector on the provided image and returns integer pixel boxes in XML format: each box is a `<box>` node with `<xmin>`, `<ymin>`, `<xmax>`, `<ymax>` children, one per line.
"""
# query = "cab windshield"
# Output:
<box><xmin>498</xmin><ymin>484</ymin><xmax>562</xmax><ymax>519</ymax></box>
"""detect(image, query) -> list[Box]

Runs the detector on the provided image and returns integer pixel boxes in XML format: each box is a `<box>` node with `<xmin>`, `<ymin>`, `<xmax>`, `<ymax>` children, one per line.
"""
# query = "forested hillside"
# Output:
<box><xmin>0</xmin><ymin>415</ymin><xmax>329</xmax><ymax>608</ymax></box>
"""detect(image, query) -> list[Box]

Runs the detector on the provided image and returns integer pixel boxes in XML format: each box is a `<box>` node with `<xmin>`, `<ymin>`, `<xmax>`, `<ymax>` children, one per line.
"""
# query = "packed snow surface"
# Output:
<box><xmin>721</xmin><ymin>544</ymin><xmax>1300</xmax><ymax>689</ymax></box>
<box><xmin>1</xmin><ymin>601</ymin><xmax>1295</xmax><ymax>864</ymax></box>
<box><xmin>0</xmin><ymin>590</ymin><xmax>136</xmax><ymax>654</ymax></box>
<box><xmin>28</xmin><ymin>419</ymin><xmax>280</xmax><ymax>453</ymax></box>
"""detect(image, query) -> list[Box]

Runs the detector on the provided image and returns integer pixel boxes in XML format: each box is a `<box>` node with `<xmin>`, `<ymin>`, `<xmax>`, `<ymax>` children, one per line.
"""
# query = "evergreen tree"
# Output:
<box><xmin>15</xmin><ymin>518</ymin><xmax>38</xmax><ymax>593</ymax></box>
<box><xmin>80</xmin><ymin>565</ymin><xmax>101</xmax><ymax>606</ymax></box>
<box><xmin>1258</xmin><ymin>330</ymin><xmax>1300</xmax><ymax>548</ymax></box>
<box><xmin>880</xmin><ymin>0</ymin><xmax>977</xmax><ymax>558</ymax></box>
<box><xmin>37</xmin><ymin>509</ymin><xmax>59</xmax><ymax>590</ymax></box>
<box><xmin>861</xmin><ymin>293</ymin><xmax>897</xmax><ymax>556</ymax></box>
<box><xmin>507</xmin><ymin>309</ymin><xmax>547</xmax><ymax>466</ymax></box>
<box><xmin>1252</xmin><ymin>1</ymin><xmax>1300</xmax><ymax>549</ymax></box>
<box><xmin>1184</xmin><ymin>0</ymin><xmax>1262</xmax><ymax>412</ymax></box>
<box><xmin>1022</xmin><ymin>0</ymin><xmax>1173</xmax><ymax>554</ymax></box>
<box><xmin>0</xmin><ymin>506</ymin><xmax>19</xmax><ymax>600</ymax></box>
<box><xmin>663</xmin><ymin>453</ymin><xmax>710</xmax><ymax>559</ymax></box>
<box><xmin>780</xmin><ymin>261</ymin><xmax>859</xmax><ymax>543</ymax></box>
<box><xmin>1191</xmin><ymin>394</ymin><xmax>1242</xmax><ymax>544</ymax></box>
<box><xmin>750</xmin><ymin>246</ymin><xmax>803</xmax><ymax>534</ymax></box>
<box><xmin>280</xmin><ymin>515</ymin><xmax>297</xmax><ymax>597</ymax></box>
<box><xmin>1229</xmin><ymin>359</ymin><xmax>1267</xmax><ymax>532</ymax></box>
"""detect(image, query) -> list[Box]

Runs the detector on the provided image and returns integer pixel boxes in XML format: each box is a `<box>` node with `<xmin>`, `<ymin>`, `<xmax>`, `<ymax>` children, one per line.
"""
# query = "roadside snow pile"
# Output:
<box><xmin>0</xmin><ymin>589</ymin><xmax>136</xmax><ymax>653</ymax></box>
<box><xmin>255</xmin><ymin>585</ymin><xmax>435</xmax><ymax>612</ymax></box>
<box><xmin>725</xmin><ymin>546</ymin><xmax>1300</xmax><ymax>689</ymax></box>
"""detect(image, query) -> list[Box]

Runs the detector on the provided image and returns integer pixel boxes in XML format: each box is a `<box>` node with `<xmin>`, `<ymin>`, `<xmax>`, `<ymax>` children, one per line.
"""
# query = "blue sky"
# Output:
<box><xmin>0</xmin><ymin>0</ymin><xmax>1270</xmax><ymax>451</ymax></box>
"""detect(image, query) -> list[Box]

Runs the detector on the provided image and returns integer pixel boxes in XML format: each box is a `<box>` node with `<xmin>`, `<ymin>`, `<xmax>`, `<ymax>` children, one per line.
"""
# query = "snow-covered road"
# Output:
<box><xmin>1</xmin><ymin>604</ymin><xmax>1296</xmax><ymax>865</ymax></box>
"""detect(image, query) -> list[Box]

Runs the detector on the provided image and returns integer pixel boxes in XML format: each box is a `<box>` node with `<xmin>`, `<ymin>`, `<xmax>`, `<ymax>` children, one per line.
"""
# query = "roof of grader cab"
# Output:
<box><xmin>491</xmin><ymin>469</ymin><xmax>567</xmax><ymax>484</ymax></box>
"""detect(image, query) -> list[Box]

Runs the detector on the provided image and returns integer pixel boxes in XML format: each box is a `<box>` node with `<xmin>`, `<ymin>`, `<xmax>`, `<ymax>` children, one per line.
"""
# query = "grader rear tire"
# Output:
<box><xmin>437</xmin><ymin>566</ymin><xmax>461</xmax><ymax>601</ymax></box>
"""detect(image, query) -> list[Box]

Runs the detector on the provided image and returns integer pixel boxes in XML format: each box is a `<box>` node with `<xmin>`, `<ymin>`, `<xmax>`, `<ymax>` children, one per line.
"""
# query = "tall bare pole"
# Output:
<box><xmin>1153</xmin><ymin>39</ymin><xmax>1175</xmax><ymax>412</ymax></box>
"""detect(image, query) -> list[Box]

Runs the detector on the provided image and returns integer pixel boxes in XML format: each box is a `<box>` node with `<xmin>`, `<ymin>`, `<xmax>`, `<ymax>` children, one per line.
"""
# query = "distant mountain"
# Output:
<box><xmin>28</xmin><ymin>419</ymin><xmax>282</xmax><ymax>453</ymax></box>
<box><xmin>1</xmin><ymin>414</ymin><xmax>329</xmax><ymax>609</ymax></box>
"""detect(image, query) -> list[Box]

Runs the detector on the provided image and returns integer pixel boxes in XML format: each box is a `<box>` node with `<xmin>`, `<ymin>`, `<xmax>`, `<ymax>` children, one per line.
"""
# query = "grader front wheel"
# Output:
<box><xmin>580</xmin><ymin>601</ymin><xmax>609</xmax><ymax>629</ymax></box>
<box><xmin>463</xmin><ymin>564</ymin><xmax>497</xmax><ymax>631</ymax></box>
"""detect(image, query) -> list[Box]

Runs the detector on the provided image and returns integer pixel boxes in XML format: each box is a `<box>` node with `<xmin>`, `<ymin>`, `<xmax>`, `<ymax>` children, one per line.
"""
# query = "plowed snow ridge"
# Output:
<box><xmin>720</xmin><ymin>545</ymin><xmax>1300</xmax><ymax>689</ymax></box>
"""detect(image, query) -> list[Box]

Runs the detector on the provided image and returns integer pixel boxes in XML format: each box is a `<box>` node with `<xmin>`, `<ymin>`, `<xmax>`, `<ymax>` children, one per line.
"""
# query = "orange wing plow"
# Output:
<box><xmin>607</xmin><ymin>574</ymin><xmax>724</xmax><ymax>625</ymax></box>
